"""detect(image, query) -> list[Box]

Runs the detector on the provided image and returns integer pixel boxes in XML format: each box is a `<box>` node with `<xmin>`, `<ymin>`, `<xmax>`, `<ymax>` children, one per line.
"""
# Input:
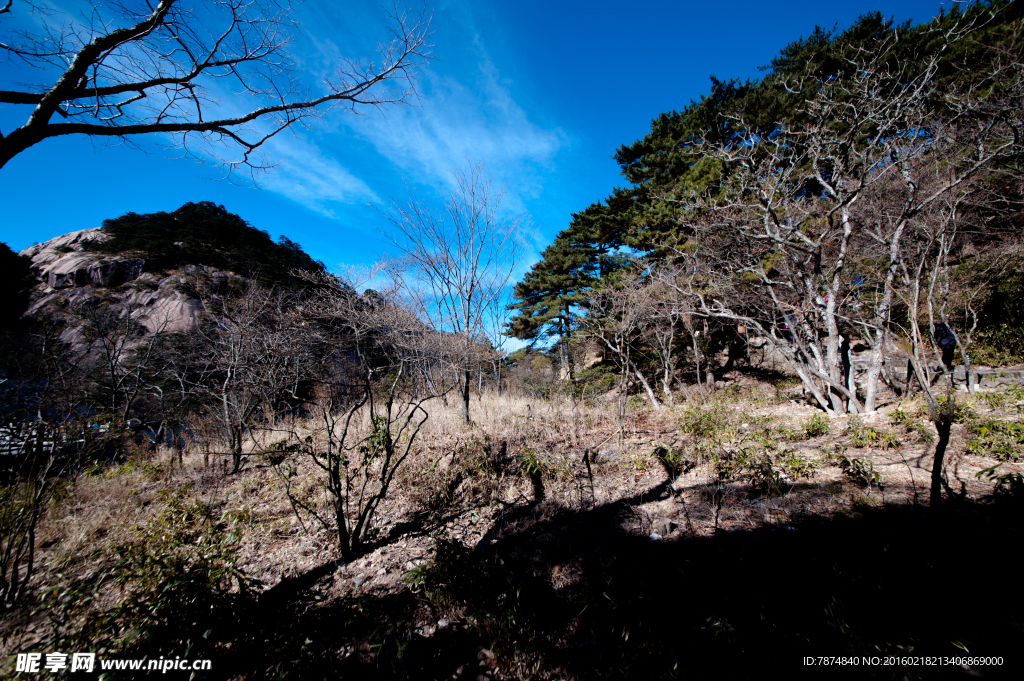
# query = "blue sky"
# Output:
<box><xmin>2</xmin><ymin>0</ymin><xmax>949</xmax><ymax>276</ymax></box>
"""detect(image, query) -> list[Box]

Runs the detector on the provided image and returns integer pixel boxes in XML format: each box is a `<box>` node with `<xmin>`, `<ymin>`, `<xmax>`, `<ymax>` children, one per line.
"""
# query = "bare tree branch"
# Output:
<box><xmin>0</xmin><ymin>0</ymin><xmax>433</xmax><ymax>175</ymax></box>
<box><xmin>379</xmin><ymin>162</ymin><xmax>525</xmax><ymax>422</ymax></box>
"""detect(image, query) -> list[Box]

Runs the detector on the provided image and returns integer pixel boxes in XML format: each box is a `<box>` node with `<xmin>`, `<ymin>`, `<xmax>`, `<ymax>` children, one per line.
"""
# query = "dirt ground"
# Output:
<box><xmin>3</xmin><ymin>374</ymin><xmax>1022</xmax><ymax>679</ymax></box>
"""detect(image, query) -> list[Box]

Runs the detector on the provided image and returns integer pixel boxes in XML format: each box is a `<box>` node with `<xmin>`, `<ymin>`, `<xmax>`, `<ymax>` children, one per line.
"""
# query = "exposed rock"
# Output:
<box><xmin>17</xmin><ymin>228</ymin><xmax>221</xmax><ymax>346</ymax></box>
<box><xmin>582</xmin><ymin>338</ymin><xmax>605</xmax><ymax>370</ymax></box>
<box><xmin>144</xmin><ymin>294</ymin><xmax>206</xmax><ymax>333</ymax></box>
<box><xmin>20</xmin><ymin>228</ymin><xmax>145</xmax><ymax>290</ymax></box>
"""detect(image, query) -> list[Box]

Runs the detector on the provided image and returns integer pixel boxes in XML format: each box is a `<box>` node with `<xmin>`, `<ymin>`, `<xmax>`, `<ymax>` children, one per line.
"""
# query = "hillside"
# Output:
<box><xmin>85</xmin><ymin>201</ymin><xmax>325</xmax><ymax>289</ymax></box>
<box><xmin>3</xmin><ymin>379</ymin><xmax>1022</xmax><ymax>679</ymax></box>
<box><xmin>3</xmin><ymin>3</ymin><xmax>1024</xmax><ymax>678</ymax></box>
<box><xmin>14</xmin><ymin>202</ymin><xmax>324</xmax><ymax>347</ymax></box>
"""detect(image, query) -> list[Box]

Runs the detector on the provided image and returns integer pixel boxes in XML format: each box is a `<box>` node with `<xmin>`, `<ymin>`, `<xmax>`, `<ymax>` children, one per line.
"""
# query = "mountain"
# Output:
<box><xmin>15</xmin><ymin>202</ymin><xmax>324</xmax><ymax>347</ymax></box>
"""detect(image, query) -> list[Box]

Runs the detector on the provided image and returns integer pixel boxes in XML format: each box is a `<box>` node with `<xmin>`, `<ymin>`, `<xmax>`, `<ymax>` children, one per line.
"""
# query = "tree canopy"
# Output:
<box><xmin>508</xmin><ymin>0</ymin><xmax>1024</xmax><ymax>354</ymax></box>
<box><xmin>88</xmin><ymin>201</ymin><xmax>324</xmax><ymax>288</ymax></box>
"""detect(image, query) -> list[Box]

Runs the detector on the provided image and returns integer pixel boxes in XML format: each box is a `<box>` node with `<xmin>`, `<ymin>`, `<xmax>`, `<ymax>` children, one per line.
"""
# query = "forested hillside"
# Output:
<box><xmin>87</xmin><ymin>201</ymin><xmax>326</xmax><ymax>288</ymax></box>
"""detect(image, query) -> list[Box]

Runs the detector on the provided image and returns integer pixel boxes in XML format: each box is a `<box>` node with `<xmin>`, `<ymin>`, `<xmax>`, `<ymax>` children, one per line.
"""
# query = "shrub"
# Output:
<box><xmin>889</xmin><ymin>406</ymin><xmax>916</xmax><ymax>428</ymax></box>
<box><xmin>965</xmin><ymin>418</ymin><xmax>1024</xmax><ymax>461</ymax></box>
<box><xmin>739</xmin><ymin>453</ymin><xmax>785</xmax><ymax>496</ymax></box>
<box><xmin>778</xmin><ymin>451</ymin><xmax>818</xmax><ymax>479</ymax></box>
<box><xmin>46</xmin><ymin>487</ymin><xmax>256</xmax><ymax>657</ymax></box>
<box><xmin>630</xmin><ymin>451</ymin><xmax>651</xmax><ymax>472</ymax></box>
<box><xmin>679</xmin><ymin>403</ymin><xmax>729</xmax><ymax>441</ymax></box>
<box><xmin>570</xmin><ymin>365</ymin><xmax>617</xmax><ymax>400</ymax></box>
<box><xmin>978</xmin><ymin>391</ymin><xmax>1012</xmax><ymax>410</ymax></box>
<box><xmin>977</xmin><ymin>465</ymin><xmax>1024</xmax><ymax>503</ymax></box>
<box><xmin>803</xmin><ymin>412</ymin><xmax>831</xmax><ymax>438</ymax></box>
<box><xmin>839</xmin><ymin>456</ymin><xmax>881</xmax><ymax>488</ymax></box>
<box><xmin>773</xmin><ymin>424</ymin><xmax>804</xmax><ymax>441</ymax></box>
<box><xmin>846</xmin><ymin>416</ymin><xmax>901</xmax><ymax>449</ymax></box>
<box><xmin>652</xmin><ymin>445</ymin><xmax>693</xmax><ymax>479</ymax></box>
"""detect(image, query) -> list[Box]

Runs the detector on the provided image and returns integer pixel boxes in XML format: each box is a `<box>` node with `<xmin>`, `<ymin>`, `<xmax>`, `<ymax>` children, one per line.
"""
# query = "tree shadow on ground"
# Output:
<box><xmin>215</xmin><ymin>486</ymin><xmax>1021</xmax><ymax>680</ymax></box>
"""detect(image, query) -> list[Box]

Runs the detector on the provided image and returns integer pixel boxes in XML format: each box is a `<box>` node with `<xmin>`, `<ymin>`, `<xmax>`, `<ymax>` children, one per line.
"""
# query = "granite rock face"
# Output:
<box><xmin>19</xmin><ymin>228</ymin><xmax>215</xmax><ymax>347</ymax></box>
<box><xmin>20</xmin><ymin>228</ymin><xmax>146</xmax><ymax>290</ymax></box>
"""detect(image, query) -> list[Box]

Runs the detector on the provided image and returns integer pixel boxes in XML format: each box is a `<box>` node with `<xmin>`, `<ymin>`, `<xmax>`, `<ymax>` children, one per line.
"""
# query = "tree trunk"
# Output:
<box><xmin>231</xmin><ymin>424</ymin><xmax>243</xmax><ymax>473</ymax></box>
<box><xmin>461</xmin><ymin>368</ymin><xmax>472</xmax><ymax>423</ymax></box>
<box><xmin>629</xmin><ymin>361</ymin><xmax>663</xmax><ymax>411</ymax></box>
<box><xmin>865</xmin><ymin>335</ymin><xmax>886</xmax><ymax>412</ymax></box>
<box><xmin>690</xmin><ymin>332</ymin><xmax>705</xmax><ymax>402</ymax></box>
<box><xmin>865</xmin><ymin>220</ymin><xmax>907</xmax><ymax>412</ymax></box>
<box><xmin>930</xmin><ymin>414</ymin><xmax>952</xmax><ymax>508</ymax></box>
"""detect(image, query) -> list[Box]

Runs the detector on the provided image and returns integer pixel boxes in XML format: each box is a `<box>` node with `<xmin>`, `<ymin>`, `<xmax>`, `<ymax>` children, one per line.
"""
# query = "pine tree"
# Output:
<box><xmin>506</xmin><ymin>200</ymin><xmax>631</xmax><ymax>374</ymax></box>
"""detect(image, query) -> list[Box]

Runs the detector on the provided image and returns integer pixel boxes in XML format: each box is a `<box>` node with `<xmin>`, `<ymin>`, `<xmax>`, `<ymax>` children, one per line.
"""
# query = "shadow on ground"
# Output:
<box><xmin>208</xmin><ymin>488</ymin><xmax>1020</xmax><ymax>680</ymax></box>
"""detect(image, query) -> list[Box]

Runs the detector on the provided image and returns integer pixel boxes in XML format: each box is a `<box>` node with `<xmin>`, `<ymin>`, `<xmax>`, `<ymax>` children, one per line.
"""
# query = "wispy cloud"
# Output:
<box><xmin>259</xmin><ymin>134</ymin><xmax>380</xmax><ymax>218</ymax></box>
<box><xmin>342</xmin><ymin>59</ymin><xmax>567</xmax><ymax>205</ymax></box>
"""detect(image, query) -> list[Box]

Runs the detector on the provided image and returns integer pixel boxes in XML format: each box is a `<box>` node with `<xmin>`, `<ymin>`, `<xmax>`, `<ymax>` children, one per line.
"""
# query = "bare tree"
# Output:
<box><xmin>886</xmin><ymin>182</ymin><xmax>1022</xmax><ymax>506</ymax></box>
<box><xmin>264</xmin><ymin>272</ymin><xmax>441</xmax><ymax>561</ymax></box>
<box><xmin>0</xmin><ymin>0</ymin><xmax>432</xmax><ymax>173</ymax></box>
<box><xmin>380</xmin><ymin>163</ymin><xmax>525</xmax><ymax>423</ymax></box>
<box><xmin>584</xmin><ymin>270</ymin><xmax>664</xmax><ymax>411</ymax></box>
<box><xmin>78</xmin><ymin>298</ymin><xmax>170</xmax><ymax>420</ymax></box>
<box><xmin>1</xmin><ymin>321</ymin><xmax>124</xmax><ymax>609</ymax></box>
<box><xmin>195</xmin><ymin>283</ymin><xmax>308</xmax><ymax>472</ymax></box>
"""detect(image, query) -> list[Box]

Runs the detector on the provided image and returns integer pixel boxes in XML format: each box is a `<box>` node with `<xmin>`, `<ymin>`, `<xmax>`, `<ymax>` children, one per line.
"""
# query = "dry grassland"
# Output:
<box><xmin>3</xmin><ymin>378</ymin><xmax>1022</xmax><ymax>679</ymax></box>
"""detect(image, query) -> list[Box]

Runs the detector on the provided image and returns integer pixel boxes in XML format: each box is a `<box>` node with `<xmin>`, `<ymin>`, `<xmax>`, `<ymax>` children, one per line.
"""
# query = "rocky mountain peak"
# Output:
<box><xmin>20</xmin><ymin>228</ymin><xmax>147</xmax><ymax>291</ymax></box>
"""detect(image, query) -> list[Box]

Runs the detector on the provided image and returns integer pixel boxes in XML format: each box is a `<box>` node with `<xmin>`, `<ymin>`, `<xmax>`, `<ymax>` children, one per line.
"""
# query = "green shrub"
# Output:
<box><xmin>912</xmin><ymin>422</ymin><xmax>935</xmax><ymax>443</ymax></box>
<box><xmin>846</xmin><ymin>416</ymin><xmax>901</xmax><ymax>449</ymax></box>
<box><xmin>652</xmin><ymin>445</ymin><xmax>693</xmax><ymax>479</ymax></box>
<box><xmin>773</xmin><ymin>424</ymin><xmax>804</xmax><ymax>441</ymax></box>
<box><xmin>46</xmin><ymin>487</ymin><xmax>256</xmax><ymax>657</ymax></box>
<box><xmin>839</xmin><ymin>456</ymin><xmax>881</xmax><ymax>488</ymax></box>
<box><xmin>935</xmin><ymin>395</ymin><xmax>975</xmax><ymax>422</ymax></box>
<box><xmin>802</xmin><ymin>412</ymin><xmax>831</xmax><ymax>438</ymax></box>
<box><xmin>976</xmin><ymin>465</ymin><xmax>1024</xmax><ymax>502</ymax></box>
<box><xmin>737</xmin><ymin>453</ymin><xmax>785</xmax><ymax>496</ymax></box>
<box><xmin>630</xmin><ymin>451</ymin><xmax>651</xmax><ymax>472</ymax></box>
<box><xmin>978</xmin><ymin>391</ymin><xmax>1012</xmax><ymax>410</ymax></box>
<box><xmin>679</xmin><ymin>403</ymin><xmax>729</xmax><ymax>440</ymax></box>
<box><xmin>778</xmin><ymin>451</ymin><xmax>818</xmax><ymax>479</ymax></box>
<box><xmin>965</xmin><ymin>418</ymin><xmax>1024</xmax><ymax>461</ymax></box>
<box><xmin>570</xmin><ymin>365</ymin><xmax>617</xmax><ymax>399</ymax></box>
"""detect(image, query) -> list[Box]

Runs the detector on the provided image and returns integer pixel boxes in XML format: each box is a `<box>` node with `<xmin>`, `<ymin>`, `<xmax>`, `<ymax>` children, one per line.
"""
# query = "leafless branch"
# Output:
<box><xmin>0</xmin><ymin>0</ymin><xmax>433</xmax><ymax>176</ymax></box>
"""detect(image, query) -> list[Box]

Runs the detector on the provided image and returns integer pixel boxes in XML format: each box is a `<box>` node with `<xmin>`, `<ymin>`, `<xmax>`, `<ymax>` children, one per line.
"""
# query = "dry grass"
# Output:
<box><xmin>3</xmin><ymin>378</ymin><xmax>1021</xmax><ymax>672</ymax></box>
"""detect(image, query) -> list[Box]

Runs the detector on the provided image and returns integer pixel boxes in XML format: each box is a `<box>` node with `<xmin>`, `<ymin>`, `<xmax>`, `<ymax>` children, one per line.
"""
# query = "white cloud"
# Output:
<box><xmin>337</xmin><ymin>50</ymin><xmax>568</xmax><ymax>209</ymax></box>
<box><xmin>259</xmin><ymin>134</ymin><xmax>380</xmax><ymax>218</ymax></box>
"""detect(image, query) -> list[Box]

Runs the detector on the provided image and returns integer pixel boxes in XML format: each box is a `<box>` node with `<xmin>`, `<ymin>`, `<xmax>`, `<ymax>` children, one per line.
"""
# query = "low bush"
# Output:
<box><xmin>652</xmin><ymin>445</ymin><xmax>693</xmax><ymax>479</ymax></box>
<box><xmin>802</xmin><ymin>413</ymin><xmax>830</xmax><ymax>438</ymax></box>
<box><xmin>679</xmin><ymin>403</ymin><xmax>730</xmax><ymax>441</ymax></box>
<box><xmin>977</xmin><ymin>465</ymin><xmax>1024</xmax><ymax>503</ymax></box>
<box><xmin>839</xmin><ymin>456</ymin><xmax>881</xmax><ymax>488</ymax></box>
<box><xmin>846</xmin><ymin>416</ymin><xmax>901</xmax><ymax>450</ymax></box>
<box><xmin>965</xmin><ymin>418</ymin><xmax>1024</xmax><ymax>461</ymax></box>
<box><xmin>46</xmin><ymin>486</ymin><xmax>256</xmax><ymax>657</ymax></box>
